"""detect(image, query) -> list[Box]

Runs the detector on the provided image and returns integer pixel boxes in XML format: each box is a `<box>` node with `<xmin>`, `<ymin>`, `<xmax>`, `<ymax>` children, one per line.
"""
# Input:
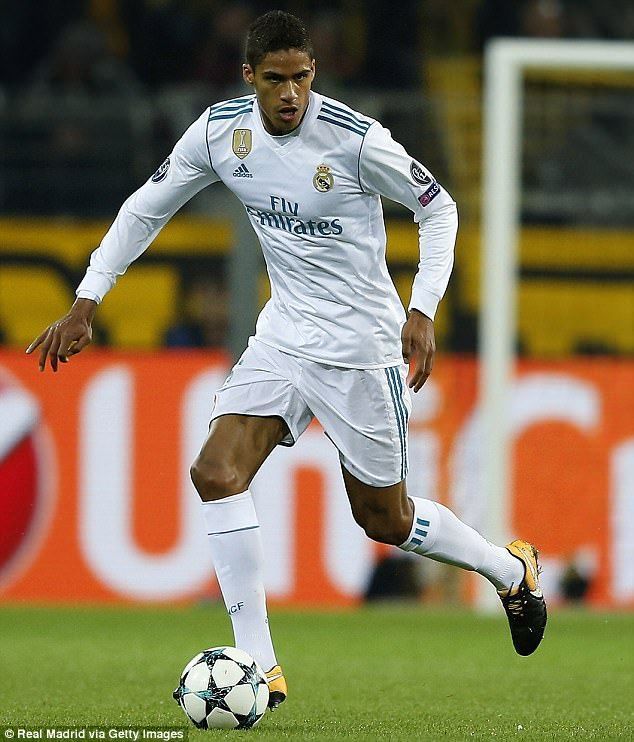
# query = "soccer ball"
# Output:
<box><xmin>173</xmin><ymin>647</ymin><xmax>269</xmax><ymax>730</ymax></box>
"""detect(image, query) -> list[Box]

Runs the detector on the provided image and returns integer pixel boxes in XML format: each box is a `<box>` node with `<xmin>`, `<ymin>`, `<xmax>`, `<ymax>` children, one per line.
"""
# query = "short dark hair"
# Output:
<box><xmin>245</xmin><ymin>10</ymin><xmax>313</xmax><ymax>69</ymax></box>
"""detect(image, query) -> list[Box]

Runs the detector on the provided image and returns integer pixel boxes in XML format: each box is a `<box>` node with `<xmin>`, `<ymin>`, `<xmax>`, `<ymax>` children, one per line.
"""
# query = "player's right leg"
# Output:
<box><xmin>190</xmin><ymin>413</ymin><xmax>289</xmax><ymax>708</ymax></box>
<box><xmin>190</xmin><ymin>412</ymin><xmax>286</xmax><ymax>502</ymax></box>
<box><xmin>190</xmin><ymin>340</ymin><xmax>313</xmax><ymax>710</ymax></box>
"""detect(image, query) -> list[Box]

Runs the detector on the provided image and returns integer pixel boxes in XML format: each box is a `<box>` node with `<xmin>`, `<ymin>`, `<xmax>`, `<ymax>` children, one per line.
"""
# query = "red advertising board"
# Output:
<box><xmin>0</xmin><ymin>351</ymin><xmax>632</xmax><ymax>606</ymax></box>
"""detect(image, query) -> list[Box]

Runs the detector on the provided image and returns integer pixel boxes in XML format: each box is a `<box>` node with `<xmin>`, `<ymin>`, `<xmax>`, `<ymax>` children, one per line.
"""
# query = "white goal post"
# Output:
<box><xmin>479</xmin><ymin>39</ymin><xmax>634</xmax><ymax>605</ymax></box>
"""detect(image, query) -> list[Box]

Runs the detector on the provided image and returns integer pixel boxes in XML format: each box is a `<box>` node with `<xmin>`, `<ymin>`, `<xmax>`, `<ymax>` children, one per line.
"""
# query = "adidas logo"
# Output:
<box><xmin>232</xmin><ymin>163</ymin><xmax>253</xmax><ymax>178</ymax></box>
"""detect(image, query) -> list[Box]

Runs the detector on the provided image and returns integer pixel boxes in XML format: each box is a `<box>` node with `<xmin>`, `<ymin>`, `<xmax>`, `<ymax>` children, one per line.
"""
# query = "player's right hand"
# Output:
<box><xmin>26</xmin><ymin>298</ymin><xmax>97</xmax><ymax>373</ymax></box>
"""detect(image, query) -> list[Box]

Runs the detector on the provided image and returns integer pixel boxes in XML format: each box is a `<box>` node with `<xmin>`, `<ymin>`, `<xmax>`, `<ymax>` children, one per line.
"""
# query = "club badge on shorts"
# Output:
<box><xmin>313</xmin><ymin>164</ymin><xmax>334</xmax><ymax>192</ymax></box>
<box><xmin>232</xmin><ymin>129</ymin><xmax>252</xmax><ymax>159</ymax></box>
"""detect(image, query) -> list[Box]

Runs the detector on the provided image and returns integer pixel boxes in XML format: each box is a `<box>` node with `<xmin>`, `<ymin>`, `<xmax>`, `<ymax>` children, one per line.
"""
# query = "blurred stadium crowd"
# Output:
<box><xmin>0</xmin><ymin>1</ymin><xmax>632</xmax><ymax>353</ymax></box>
<box><xmin>4</xmin><ymin>1</ymin><xmax>634</xmax><ymax>92</ymax></box>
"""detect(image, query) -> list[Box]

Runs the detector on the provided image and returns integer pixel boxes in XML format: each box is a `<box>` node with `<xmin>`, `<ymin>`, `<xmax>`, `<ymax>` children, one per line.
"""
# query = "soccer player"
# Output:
<box><xmin>27</xmin><ymin>10</ymin><xmax>546</xmax><ymax>710</ymax></box>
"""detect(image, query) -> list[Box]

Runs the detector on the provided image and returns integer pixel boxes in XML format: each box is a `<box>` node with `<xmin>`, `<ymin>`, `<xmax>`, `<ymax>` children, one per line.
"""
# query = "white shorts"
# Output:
<box><xmin>210</xmin><ymin>339</ymin><xmax>411</xmax><ymax>487</ymax></box>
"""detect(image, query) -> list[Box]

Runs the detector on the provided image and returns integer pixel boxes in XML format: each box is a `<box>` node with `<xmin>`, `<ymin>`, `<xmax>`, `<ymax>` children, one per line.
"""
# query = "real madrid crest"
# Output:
<box><xmin>232</xmin><ymin>129</ymin><xmax>252</xmax><ymax>159</ymax></box>
<box><xmin>313</xmin><ymin>164</ymin><xmax>334</xmax><ymax>193</ymax></box>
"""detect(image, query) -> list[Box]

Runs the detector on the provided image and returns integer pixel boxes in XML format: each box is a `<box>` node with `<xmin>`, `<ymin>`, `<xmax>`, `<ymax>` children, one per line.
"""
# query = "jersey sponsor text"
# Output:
<box><xmin>245</xmin><ymin>203</ymin><xmax>343</xmax><ymax>236</ymax></box>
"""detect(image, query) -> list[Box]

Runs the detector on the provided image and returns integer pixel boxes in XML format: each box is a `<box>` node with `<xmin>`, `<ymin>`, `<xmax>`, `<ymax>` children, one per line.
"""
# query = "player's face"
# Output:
<box><xmin>243</xmin><ymin>49</ymin><xmax>315</xmax><ymax>135</ymax></box>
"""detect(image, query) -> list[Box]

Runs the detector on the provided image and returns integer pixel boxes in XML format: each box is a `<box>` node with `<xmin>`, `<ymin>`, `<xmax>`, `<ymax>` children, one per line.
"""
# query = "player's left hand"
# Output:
<box><xmin>401</xmin><ymin>309</ymin><xmax>435</xmax><ymax>392</ymax></box>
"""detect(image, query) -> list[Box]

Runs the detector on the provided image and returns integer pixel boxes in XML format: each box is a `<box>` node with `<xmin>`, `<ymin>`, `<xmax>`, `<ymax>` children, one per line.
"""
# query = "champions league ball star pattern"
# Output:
<box><xmin>173</xmin><ymin>647</ymin><xmax>269</xmax><ymax>730</ymax></box>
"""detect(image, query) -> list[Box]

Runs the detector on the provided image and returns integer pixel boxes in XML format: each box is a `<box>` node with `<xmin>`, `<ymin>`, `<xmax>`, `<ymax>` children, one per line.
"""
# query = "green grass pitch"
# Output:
<box><xmin>1</xmin><ymin>604</ymin><xmax>632</xmax><ymax>739</ymax></box>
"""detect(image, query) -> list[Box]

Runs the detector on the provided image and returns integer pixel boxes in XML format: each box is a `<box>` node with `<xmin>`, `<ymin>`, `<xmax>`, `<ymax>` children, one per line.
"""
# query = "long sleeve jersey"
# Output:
<box><xmin>77</xmin><ymin>90</ymin><xmax>458</xmax><ymax>368</ymax></box>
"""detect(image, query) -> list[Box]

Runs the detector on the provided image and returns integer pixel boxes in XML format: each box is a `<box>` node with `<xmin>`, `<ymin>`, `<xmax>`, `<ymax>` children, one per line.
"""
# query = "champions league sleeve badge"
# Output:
<box><xmin>232</xmin><ymin>129</ymin><xmax>252</xmax><ymax>159</ymax></box>
<box><xmin>313</xmin><ymin>164</ymin><xmax>334</xmax><ymax>193</ymax></box>
<box><xmin>410</xmin><ymin>160</ymin><xmax>432</xmax><ymax>186</ymax></box>
<box><xmin>151</xmin><ymin>157</ymin><xmax>171</xmax><ymax>183</ymax></box>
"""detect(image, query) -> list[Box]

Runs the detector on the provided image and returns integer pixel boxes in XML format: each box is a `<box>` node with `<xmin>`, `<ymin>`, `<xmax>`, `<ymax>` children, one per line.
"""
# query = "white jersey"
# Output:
<box><xmin>77</xmin><ymin>91</ymin><xmax>458</xmax><ymax>368</ymax></box>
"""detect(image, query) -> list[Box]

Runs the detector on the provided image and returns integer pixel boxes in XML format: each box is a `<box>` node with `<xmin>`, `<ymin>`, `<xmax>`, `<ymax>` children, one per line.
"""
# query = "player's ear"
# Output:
<box><xmin>310</xmin><ymin>58</ymin><xmax>316</xmax><ymax>81</ymax></box>
<box><xmin>243</xmin><ymin>63</ymin><xmax>255</xmax><ymax>86</ymax></box>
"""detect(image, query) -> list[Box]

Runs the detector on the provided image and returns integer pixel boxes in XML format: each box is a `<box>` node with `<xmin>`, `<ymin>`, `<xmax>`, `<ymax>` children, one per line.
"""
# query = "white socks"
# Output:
<box><xmin>202</xmin><ymin>491</ymin><xmax>277</xmax><ymax>671</ymax></box>
<box><xmin>400</xmin><ymin>497</ymin><xmax>524</xmax><ymax>592</ymax></box>
<box><xmin>203</xmin><ymin>491</ymin><xmax>521</xmax><ymax>662</ymax></box>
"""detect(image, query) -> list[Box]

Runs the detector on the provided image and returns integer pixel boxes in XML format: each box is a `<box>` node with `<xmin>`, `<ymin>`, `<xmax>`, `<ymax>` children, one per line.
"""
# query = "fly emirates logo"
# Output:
<box><xmin>246</xmin><ymin>195</ymin><xmax>343</xmax><ymax>237</ymax></box>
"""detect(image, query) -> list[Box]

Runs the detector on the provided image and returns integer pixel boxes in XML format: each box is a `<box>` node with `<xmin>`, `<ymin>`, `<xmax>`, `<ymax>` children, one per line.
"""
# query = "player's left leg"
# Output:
<box><xmin>299</xmin><ymin>359</ymin><xmax>529</xmax><ymax>588</ymax></box>
<box><xmin>297</xmin><ymin>358</ymin><xmax>545</xmax><ymax>655</ymax></box>
<box><xmin>342</xmin><ymin>467</ymin><xmax>521</xmax><ymax>587</ymax></box>
<box><xmin>342</xmin><ymin>469</ymin><xmax>546</xmax><ymax>655</ymax></box>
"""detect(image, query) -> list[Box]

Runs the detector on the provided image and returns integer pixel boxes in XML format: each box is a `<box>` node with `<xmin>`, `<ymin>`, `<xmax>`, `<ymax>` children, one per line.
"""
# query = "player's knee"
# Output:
<box><xmin>190</xmin><ymin>459</ymin><xmax>246</xmax><ymax>501</ymax></box>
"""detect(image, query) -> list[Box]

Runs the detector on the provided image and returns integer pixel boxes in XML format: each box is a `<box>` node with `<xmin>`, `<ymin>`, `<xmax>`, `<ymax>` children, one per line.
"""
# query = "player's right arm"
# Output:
<box><xmin>26</xmin><ymin>297</ymin><xmax>97</xmax><ymax>372</ymax></box>
<box><xmin>26</xmin><ymin>109</ymin><xmax>219</xmax><ymax>372</ymax></box>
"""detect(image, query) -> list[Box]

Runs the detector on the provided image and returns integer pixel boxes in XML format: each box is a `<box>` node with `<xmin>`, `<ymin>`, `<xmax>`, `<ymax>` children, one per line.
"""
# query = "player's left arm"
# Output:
<box><xmin>358</xmin><ymin>123</ymin><xmax>458</xmax><ymax>391</ymax></box>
